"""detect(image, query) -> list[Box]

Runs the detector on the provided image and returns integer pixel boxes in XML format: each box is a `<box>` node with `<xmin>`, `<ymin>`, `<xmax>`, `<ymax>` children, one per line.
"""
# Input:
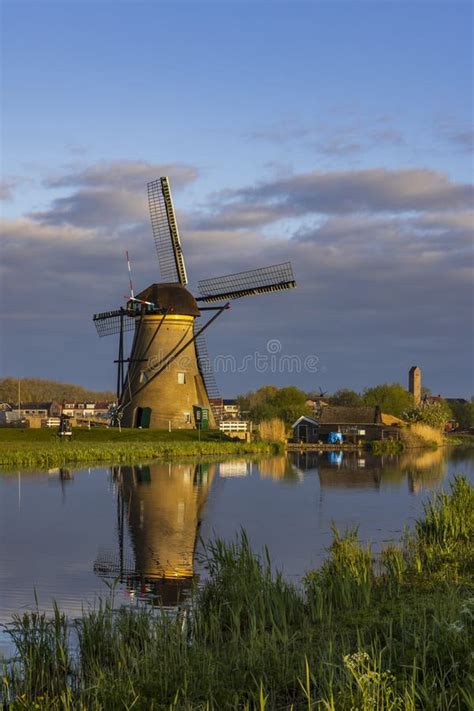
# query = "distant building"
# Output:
<box><xmin>319</xmin><ymin>406</ymin><xmax>388</xmax><ymax>443</ymax></box>
<box><xmin>209</xmin><ymin>398</ymin><xmax>241</xmax><ymax>421</ymax></box>
<box><xmin>291</xmin><ymin>406</ymin><xmax>402</xmax><ymax>444</ymax></box>
<box><xmin>62</xmin><ymin>402</ymin><xmax>111</xmax><ymax>419</ymax></box>
<box><xmin>423</xmin><ymin>394</ymin><xmax>444</xmax><ymax>404</ymax></box>
<box><xmin>409</xmin><ymin>366</ymin><xmax>421</xmax><ymax>403</ymax></box>
<box><xmin>18</xmin><ymin>401</ymin><xmax>62</xmax><ymax>418</ymax></box>
<box><xmin>0</xmin><ymin>403</ymin><xmax>23</xmax><ymax>426</ymax></box>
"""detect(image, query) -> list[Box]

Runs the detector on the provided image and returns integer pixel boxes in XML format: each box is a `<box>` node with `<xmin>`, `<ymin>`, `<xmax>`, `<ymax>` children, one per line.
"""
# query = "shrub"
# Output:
<box><xmin>404</xmin><ymin>400</ymin><xmax>452</xmax><ymax>431</ymax></box>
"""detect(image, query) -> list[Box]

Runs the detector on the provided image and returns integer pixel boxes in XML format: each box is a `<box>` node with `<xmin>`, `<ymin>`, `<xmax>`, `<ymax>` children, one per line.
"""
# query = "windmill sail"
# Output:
<box><xmin>147</xmin><ymin>177</ymin><xmax>188</xmax><ymax>285</ymax></box>
<box><xmin>197</xmin><ymin>262</ymin><xmax>296</xmax><ymax>303</ymax></box>
<box><xmin>93</xmin><ymin>309</ymin><xmax>136</xmax><ymax>337</ymax></box>
<box><xmin>193</xmin><ymin>323</ymin><xmax>220</xmax><ymax>400</ymax></box>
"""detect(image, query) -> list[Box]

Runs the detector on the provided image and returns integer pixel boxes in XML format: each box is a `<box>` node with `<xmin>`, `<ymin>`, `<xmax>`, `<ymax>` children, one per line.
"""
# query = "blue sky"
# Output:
<box><xmin>1</xmin><ymin>0</ymin><xmax>473</xmax><ymax>397</ymax></box>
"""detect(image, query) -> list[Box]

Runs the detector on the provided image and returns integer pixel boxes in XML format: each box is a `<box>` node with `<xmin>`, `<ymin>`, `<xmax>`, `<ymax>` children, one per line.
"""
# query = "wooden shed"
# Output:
<box><xmin>291</xmin><ymin>415</ymin><xmax>320</xmax><ymax>443</ymax></box>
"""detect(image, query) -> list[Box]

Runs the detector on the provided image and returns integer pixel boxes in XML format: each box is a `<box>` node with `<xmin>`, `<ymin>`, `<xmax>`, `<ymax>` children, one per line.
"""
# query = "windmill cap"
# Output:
<box><xmin>135</xmin><ymin>283</ymin><xmax>200</xmax><ymax>317</ymax></box>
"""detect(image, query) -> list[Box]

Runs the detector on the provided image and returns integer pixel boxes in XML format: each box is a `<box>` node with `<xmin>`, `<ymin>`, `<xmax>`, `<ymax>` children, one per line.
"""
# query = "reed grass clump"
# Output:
<box><xmin>257</xmin><ymin>418</ymin><xmax>287</xmax><ymax>443</ymax></box>
<box><xmin>4</xmin><ymin>602</ymin><xmax>71</xmax><ymax>705</ymax></box>
<box><xmin>412</xmin><ymin>475</ymin><xmax>474</xmax><ymax>579</ymax></box>
<box><xmin>2</xmin><ymin>477</ymin><xmax>473</xmax><ymax>709</ymax></box>
<box><xmin>305</xmin><ymin>525</ymin><xmax>373</xmax><ymax>611</ymax></box>
<box><xmin>408</xmin><ymin>422</ymin><xmax>445</xmax><ymax>447</ymax></box>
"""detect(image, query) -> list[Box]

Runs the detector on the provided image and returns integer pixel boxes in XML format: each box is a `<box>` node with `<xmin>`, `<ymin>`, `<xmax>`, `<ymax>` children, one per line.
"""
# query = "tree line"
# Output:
<box><xmin>0</xmin><ymin>378</ymin><xmax>115</xmax><ymax>404</ymax></box>
<box><xmin>237</xmin><ymin>384</ymin><xmax>474</xmax><ymax>430</ymax></box>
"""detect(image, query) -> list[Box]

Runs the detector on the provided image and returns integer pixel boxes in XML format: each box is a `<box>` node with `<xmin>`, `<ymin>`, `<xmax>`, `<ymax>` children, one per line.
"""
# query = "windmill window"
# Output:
<box><xmin>177</xmin><ymin>372</ymin><xmax>186</xmax><ymax>384</ymax></box>
<box><xmin>184</xmin><ymin>412</ymin><xmax>191</xmax><ymax>423</ymax></box>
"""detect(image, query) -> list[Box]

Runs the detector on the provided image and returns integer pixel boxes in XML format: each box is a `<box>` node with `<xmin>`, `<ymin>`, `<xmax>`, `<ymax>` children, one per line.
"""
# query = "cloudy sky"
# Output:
<box><xmin>1</xmin><ymin>1</ymin><xmax>473</xmax><ymax>397</ymax></box>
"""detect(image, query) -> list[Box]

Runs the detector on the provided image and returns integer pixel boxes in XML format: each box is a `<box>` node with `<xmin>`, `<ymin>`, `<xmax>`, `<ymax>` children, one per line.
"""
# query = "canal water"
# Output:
<box><xmin>1</xmin><ymin>448</ymin><xmax>473</xmax><ymax>657</ymax></box>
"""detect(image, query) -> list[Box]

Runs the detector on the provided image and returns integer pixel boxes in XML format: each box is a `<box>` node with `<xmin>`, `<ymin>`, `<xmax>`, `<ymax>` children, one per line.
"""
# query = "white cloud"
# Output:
<box><xmin>46</xmin><ymin>160</ymin><xmax>198</xmax><ymax>191</ymax></box>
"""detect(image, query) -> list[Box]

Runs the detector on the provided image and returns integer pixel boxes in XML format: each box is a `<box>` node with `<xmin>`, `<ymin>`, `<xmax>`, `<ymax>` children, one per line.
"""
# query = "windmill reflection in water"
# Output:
<box><xmin>94</xmin><ymin>462</ymin><xmax>216</xmax><ymax>606</ymax></box>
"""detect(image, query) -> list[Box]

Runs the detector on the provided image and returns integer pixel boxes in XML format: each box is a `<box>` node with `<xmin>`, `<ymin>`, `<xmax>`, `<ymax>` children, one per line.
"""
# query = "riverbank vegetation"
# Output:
<box><xmin>370</xmin><ymin>422</ymin><xmax>460</xmax><ymax>455</ymax></box>
<box><xmin>404</xmin><ymin>400</ymin><xmax>453</xmax><ymax>431</ymax></box>
<box><xmin>0</xmin><ymin>429</ymin><xmax>281</xmax><ymax>467</ymax></box>
<box><xmin>368</xmin><ymin>438</ymin><xmax>405</xmax><ymax>454</ymax></box>
<box><xmin>257</xmin><ymin>417</ymin><xmax>287</xmax><ymax>443</ymax></box>
<box><xmin>2</xmin><ymin>477</ymin><xmax>473</xmax><ymax>709</ymax></box>
<box><xmin>407</xmin><ymin>422</ymin><xmax>445</xmax><ymax>447</ymax></box>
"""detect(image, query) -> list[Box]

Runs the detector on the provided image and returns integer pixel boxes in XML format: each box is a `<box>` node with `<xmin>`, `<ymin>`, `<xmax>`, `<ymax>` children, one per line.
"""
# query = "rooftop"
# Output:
<box><xmin>319</xmin><ymin>406</ymin><xmax>382</xmax><ymax>425</ymax></box>
<box><xmin>136</xmin><ymin>283</ymin><xmax>200</xmax><ymax>317</ymax></box>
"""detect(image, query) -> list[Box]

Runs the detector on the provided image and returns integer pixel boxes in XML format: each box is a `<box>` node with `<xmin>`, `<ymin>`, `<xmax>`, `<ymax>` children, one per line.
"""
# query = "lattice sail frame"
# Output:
<box><xmin>147</xmin><ymin>177</ymin><xmax>188</xmax><ymax>285</ymax></box>
<box><xmin>93</xmin><ymin>309</ymin><xmax>136</xmax><ymax>337</ymax></box>
<box><xmin>197</xmin><ymin>262</ymin><xmax>296</xmax><ymax>303</ymax></box>
<box><xmin>193</xmin><ymin>323</ymin><xmax>220</xmax><ymax>400</ymax></box>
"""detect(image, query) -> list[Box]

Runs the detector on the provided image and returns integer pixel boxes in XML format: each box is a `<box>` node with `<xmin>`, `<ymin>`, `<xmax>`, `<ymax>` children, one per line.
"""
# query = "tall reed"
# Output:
<box><xmin>408</xmin><ymin>422</ymin><xmax>445</xmax><ymax>447</ymax></box>
<box><xmin>257</xmin><ymin>418</ymin><xmax>287</xmax><ymax>443</ymax></box>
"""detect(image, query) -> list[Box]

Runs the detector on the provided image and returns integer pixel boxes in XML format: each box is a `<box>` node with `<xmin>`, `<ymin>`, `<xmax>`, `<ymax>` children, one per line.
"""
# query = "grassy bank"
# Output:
<box><xmin>381</xmin><ymin>423</ymin><xmax>444</xmax><ymax>453</ymax></box>
<box><xmin>2</xmin><ymin>477</ymin><xmax>473</xmax><ymax>709</ymax></box>
<box><xmin>0</xmin><ymin>428</ymin><xmax>281</xmax><ymax>467</ymax></box>
<box><xmin>369</xmin><ymin>423</ymin><xmax>470</xmax><ymax>455</ymax></box>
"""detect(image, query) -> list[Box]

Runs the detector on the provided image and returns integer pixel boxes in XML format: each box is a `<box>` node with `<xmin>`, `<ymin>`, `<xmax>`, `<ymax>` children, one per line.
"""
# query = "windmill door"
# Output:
<box><xmin>136</xmin><ymin>407</ymin><xmax>152</xmax><ymax>429</ymax></box>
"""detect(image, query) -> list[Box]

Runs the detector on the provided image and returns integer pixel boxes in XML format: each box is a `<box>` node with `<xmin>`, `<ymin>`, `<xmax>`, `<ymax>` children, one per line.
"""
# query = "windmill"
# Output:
<box><xmin>93</xmin><ymin>177</ymin><xmax>296</xmax><ymax>429</ymax></box>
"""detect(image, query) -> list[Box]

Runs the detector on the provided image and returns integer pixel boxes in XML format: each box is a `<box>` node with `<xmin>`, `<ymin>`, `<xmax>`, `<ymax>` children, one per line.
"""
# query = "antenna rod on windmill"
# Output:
<box><xmin>126</xmin><ymin>250</ymin><xmax>134</xmax><ymax>300</ymax></box>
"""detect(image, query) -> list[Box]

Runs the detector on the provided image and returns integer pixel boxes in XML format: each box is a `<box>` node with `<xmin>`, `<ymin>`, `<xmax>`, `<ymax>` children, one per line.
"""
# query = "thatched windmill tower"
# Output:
<box><xmin>93</xmin><ymin>177</ymin><xmax>296</xmax><ymax>429</ymax></box>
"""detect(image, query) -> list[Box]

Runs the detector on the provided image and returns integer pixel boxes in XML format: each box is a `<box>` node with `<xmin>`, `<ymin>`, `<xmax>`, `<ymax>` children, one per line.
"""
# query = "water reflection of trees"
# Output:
<box><xmin>258</xmin><ymin>458</ymin><xmax>299</xmax><ymax>481</ymax></box>
<box><xmin>94</xmin><ymin>462</ymin><xmax>215</xmax><ymax>605</ymax></box>
<box><xmin>287</xmin><ymin>449</ymin><xmax>448</xmax><ymax>493</ymax></box>
<box><xmin>399</xmin><ymin>448</ymin><xmax>446</xmax><ymax>493</ymax></box>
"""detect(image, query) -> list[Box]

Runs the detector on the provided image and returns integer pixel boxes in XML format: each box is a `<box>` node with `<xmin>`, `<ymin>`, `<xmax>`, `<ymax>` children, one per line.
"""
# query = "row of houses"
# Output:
<box><xmin>0</xmin><ymin>401</ymin><xmax>114</xmax><ymax>426</ymax></box>
<box><xmin>1</xmin><ymin>398</ymin><xmax>243</xmax><ymax>430</ymax></box>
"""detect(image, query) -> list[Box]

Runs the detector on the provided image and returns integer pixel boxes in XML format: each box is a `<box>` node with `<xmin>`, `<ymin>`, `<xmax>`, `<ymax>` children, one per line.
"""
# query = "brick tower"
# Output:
<box><xmin>409</xmin><ymin>366</ymin><xmax>421</xmax><ymax>403</ymax></box>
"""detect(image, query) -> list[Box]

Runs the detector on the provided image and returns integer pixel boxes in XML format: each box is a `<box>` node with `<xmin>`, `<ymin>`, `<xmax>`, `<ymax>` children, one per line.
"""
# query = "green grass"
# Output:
<box><xmin>368</xmin><ymin>439</ymin><xmax>405</xmax><ymax>455</ymax></box>
<box><xmin>2</xmin><ymin>477</ymin><xmax>473</xmax><ymax>709</ymax></box>
<box><xmin>446</xmin><ymin>433</ymin><xmax>474</xmax><ymax>447</ymax></box>
<box><xmin>0</xmin><ymin>428</ymin><xmax>282</xmax><ymax>467</ymax></box>
<box><xmin>0</xmin><ymin>428</ymin><xmax>241</xmax><ymax>444</ymax></box>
